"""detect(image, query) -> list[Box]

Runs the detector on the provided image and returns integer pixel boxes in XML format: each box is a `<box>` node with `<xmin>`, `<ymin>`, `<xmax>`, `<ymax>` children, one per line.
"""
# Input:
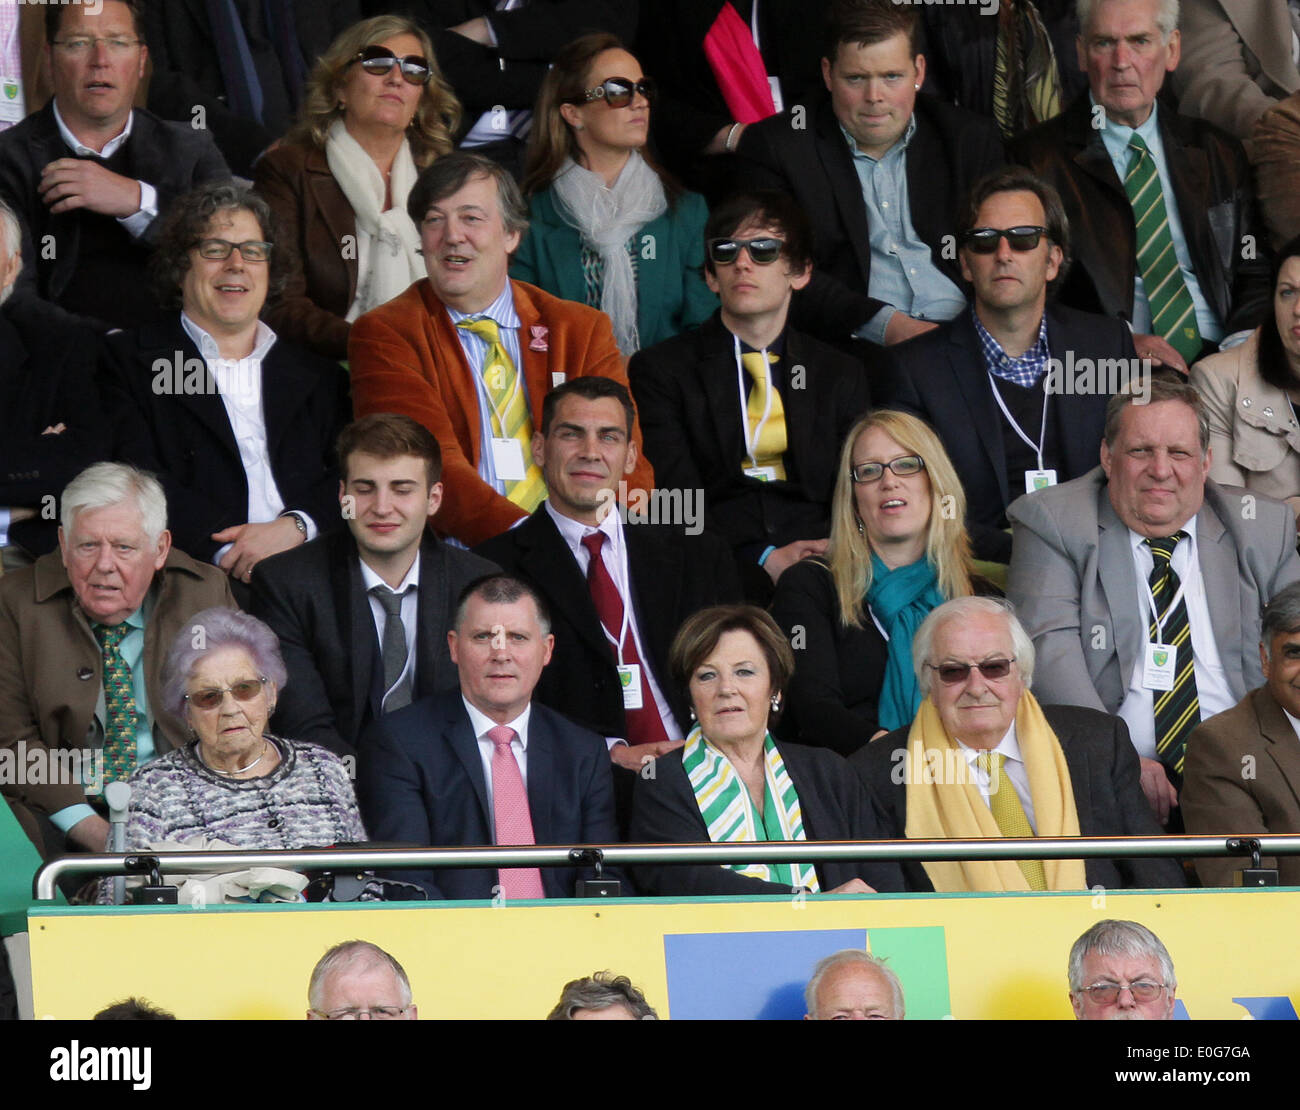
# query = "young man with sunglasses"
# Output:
<box><xmin>885</xmin><ymin>166</ymin><xmax>1138</xmax><ymax>565</ymax></box>
<box><xmin>0</xmin><ymin>0</ymin><xmax>228</xmax><ymax>332</ymax></box>
<box><xmin>629</xmin><ymin>190</ymin><xmax>870</xmax><ymax>602</ymax></box>
<box><xmin>850</xmin><ymin>596</ymin><xmax>1185</xmax><ymax>892</ymax></box>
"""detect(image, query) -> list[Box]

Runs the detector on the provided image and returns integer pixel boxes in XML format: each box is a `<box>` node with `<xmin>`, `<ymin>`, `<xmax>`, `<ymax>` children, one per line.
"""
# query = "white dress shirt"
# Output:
<box><xmin>544</xmin><ymin>499</ymin><xmax>683</xmax><ymax>747</ymax></box>
<box><xmin>955</xmin><ymin>724</ymin><xmax>1037</xmax><ymax>832</ymax></box>
<box><xmin>52</xmin><ymin>100</ymin><xmax>157</xmax><ymax>238</ymax></box>
<box><xmin>464</xmin><ymin>696</ymin><xmax>532</xmax><ymax>828</ymax></box>
<box><xmin>1117</xmin><ymin>517</ymin><xmax>1234</xmax><ymax>759</ymax></box>
<box><xmin>360</xmin><ymin>555</ymin><xmax>420</xmax><ymax>712</ymax></box>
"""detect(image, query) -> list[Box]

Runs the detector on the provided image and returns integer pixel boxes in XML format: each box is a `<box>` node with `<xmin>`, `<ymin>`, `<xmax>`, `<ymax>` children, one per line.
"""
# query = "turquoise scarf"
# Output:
<box><xmin>867</xmin><ymin>552</ymin><xmax>944</xmax><ymax>732</ymax></box>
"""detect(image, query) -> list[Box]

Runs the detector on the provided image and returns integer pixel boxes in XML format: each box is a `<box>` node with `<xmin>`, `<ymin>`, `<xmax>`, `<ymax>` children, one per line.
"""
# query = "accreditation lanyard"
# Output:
<box><xmin>1143</xmin><ymin>549</ymin><xmax>1189</xmax><ymax>646</ymax></box>
<box><xmin>735</xmin><ymin>334</ymin><xmax>776</xmax><ymax>467</ymax></box>
<box><xmin>1140</xmin><ymin>543</ymin><xmax>1189</xmax><ymax>691</ymax></box>
<box><xmin>587</xmin><ymin>526</ymin><xmax>632</xmax><ymax>667</ymax></box>
<box><xmin>749</xmin><ymin>2</ymin><xmax>784</xmax><ymax>111</ymax></box>
<box><xmin>987</xmin><ymin>371</ymin><xmax>1050</xmax><ymax>470</ymax></box>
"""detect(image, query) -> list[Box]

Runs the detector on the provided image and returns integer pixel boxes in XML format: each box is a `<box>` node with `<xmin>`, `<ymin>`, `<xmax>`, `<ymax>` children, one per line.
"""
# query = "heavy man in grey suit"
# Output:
<box><xmin>1007</xmin><ymin>376</ymin><xmax>1300</xmax><ymax>825</ymax></box>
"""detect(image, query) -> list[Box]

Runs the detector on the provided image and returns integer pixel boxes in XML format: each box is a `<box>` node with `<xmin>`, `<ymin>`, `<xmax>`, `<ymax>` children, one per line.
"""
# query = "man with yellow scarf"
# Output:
<box><xmin>850</xmin><ymin>597</ymin><xmax>1186</xmax><ymax>892</ymax></box>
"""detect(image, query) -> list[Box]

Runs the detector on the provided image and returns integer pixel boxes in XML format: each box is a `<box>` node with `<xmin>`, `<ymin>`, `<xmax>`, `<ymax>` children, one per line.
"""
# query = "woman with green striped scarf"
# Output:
<box><xmin>628</xmin><ymin>605</ymin><xmax>906</xmax><ymax>896</ymax></box>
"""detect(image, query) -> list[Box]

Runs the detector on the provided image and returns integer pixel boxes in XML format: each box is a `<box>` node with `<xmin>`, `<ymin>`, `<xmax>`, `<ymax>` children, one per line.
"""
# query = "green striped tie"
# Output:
<box><xmin>1124</xmin><ymin>135</ymin><xmax>1202</xmax><ymax>364</ymax></box>
<box><xmin>1146</xmin><ymin>533</ymin><xmax>1197</xmax><ymax>785</ymax></box>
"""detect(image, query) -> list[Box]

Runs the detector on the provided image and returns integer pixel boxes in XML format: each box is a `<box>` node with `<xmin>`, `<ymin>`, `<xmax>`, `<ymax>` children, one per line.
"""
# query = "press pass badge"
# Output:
<box><xmin>617</xmin><ymin>663</ymin><xmax>644</xmax><ymax>710</ymax></box>
<box><xmin>0</xmin><ymin>78</ymin><xmax>23</xmax><ymax>125</ymax></box>
<box><xmin>491</xmin><ymin>437</ymin><xmax>527</xmax><ymax>480</ymax></box>
<box><xmin>744</xmin><ymin>465</ymin><xmax>779</xmax><ymax>482</ymax></box>
<box><xmin>1025</xmin><ymin>469</ymin><xmax>1057</xmax><ymax>493</ymax></box>
<box><xmin>1142</xmin><ymin>642</ymin><xmax>1177</xmax><ymax>691</ymax></box>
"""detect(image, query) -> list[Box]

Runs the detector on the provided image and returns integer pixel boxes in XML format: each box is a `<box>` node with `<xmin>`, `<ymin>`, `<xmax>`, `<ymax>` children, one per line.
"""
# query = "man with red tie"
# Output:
<box><xmin>357</xmin><ymin>573</ymin><xmax>619</xmax><ymax>900</ymax></box>
<box><xmin>475</xmin><ymin>377</ymin><xmax>742</xmax><ymax>774</ymax></box>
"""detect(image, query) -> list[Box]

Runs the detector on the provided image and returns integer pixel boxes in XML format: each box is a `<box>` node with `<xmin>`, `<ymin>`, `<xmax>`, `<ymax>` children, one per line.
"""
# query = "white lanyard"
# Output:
<box><xmin>988</xmin><ymin>371</ymin><xmax>1050</xmax><ymax>473</ymax></box>
<box><xmin>735</xmin><ymin>335</ymin><xmax>775</xmax><ymax>465</ymax></box>
<box><xmin>751</xmin><ymin>1</ymin><xmax>762</xmax><ymax>51</ymax></box>
<box><xmin>1142</xmin><ymin>544</ymin><xmax>1189</xmax><ymax>644</ymax></box>
<box><xmin>586</xmin><ymin>527</ymin><xmax>632</xmax><ymax>665</ymax></box>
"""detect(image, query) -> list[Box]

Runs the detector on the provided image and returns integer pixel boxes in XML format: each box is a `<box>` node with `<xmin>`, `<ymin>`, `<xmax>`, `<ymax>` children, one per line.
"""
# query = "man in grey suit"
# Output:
<box><xmin>1007</xmin><ymin>376</ymin><xmax>1300</xmax><ymax>824</ymax></box>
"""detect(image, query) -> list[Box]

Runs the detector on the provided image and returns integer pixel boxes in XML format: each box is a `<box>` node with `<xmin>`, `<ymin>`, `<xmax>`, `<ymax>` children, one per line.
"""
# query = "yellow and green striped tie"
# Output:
<box><xmin>1124</xmin><ymin>135</ymin><xmax>1202</xmax><ymax>365</ymax></box>
<box><xmin>742</xmin><ymin>350</ymin><xmax>787</xmax><ymax>481</ymax></box>
<box><xmin>457</xmin><ymin>316</ymin><xmax>546</xmax><ymax>512</ymax></box>
<box><xmin>1146</xmin><ymin>533</ymin><xmax>1197</xmax><ymax>785</ymax></box>
<box><xmin>976</xmin><ymin>751</ymin><xmax>1047</xmax><ymax>890</ymax></box>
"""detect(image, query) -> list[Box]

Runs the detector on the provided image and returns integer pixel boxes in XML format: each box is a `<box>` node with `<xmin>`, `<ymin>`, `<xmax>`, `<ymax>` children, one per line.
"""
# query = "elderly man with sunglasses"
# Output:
<box><xmin>629</xmin><ymin>189</ymin><xmax>870</xmax><ymax>602</ymax></box>
<box><xmin>884</xmin><ymin>167</ymin><xmax>1138</xmax><ymax>565</ymax></box>
<box><xmin>850</xmin><ymin>596</ymin><xmax>1185</xmax><ymax>893</ymax></box>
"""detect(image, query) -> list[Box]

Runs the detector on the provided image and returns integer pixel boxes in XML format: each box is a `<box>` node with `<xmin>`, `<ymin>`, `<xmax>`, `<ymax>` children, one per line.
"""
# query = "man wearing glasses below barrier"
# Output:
<box><xmin>0</xmin><ymin>0</ymin><xmax>227</xmax><ymax>332</ymax></box>
<box><xmin>630</xmin><ymin>190</ymin><xmax>870</xmax><ymax>602</ymax></box>
<box><xmin>885</xmin><ymin>167</ymin><xmax>1138</xmax><ymax>565</ymax></box>
<box><xmin>307</xmin><ymin>941</ymin><xmax>418</xmax><ymax>1021</ymax></box>
<box><xmin>1069</xmin><ymin>919</ymin><xmax>1177</xmax><ymax>1020</ymax></box>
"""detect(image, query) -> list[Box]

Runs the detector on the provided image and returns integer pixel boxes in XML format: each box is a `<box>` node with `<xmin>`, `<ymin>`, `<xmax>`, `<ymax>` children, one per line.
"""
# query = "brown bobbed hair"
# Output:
<box><xmin>521</xmin><ymin>32</ymin><xmax>679</xmax><ymax>203</ymax></box>
<box><xmin>286</xmin><ymin>15</ymin><xmax>461</xmax><ymax>169</ymax></box>
<box><xmin>669</xmin><ymin>605</ymin><xmax>795</xmax><ymax>720</ymax></box>
<box><xmin>827</xmin><ymin>410</ymin><xmax>975</xmax><ymax>628</ymax></box>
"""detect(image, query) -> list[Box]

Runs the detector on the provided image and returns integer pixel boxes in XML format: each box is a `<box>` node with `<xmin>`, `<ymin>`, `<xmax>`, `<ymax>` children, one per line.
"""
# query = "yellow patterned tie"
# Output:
<box><xmin>976</xmin><ymin>751</ymin><xmax>1047</xmax><ymax>890</ymax></box>
<box><xmin>457</xmin><ymin>316</ymin><xmax>546</xmax><ymax>511</ymax></box>
<box><xmin>741</xmin><ymin>350</ymin><xmax>787</xmax><ymax>480</ymax></box>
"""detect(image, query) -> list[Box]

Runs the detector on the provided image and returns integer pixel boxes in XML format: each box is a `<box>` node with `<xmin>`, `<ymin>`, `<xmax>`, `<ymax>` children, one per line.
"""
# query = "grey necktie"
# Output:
<box><xmin>370</xmin><ymin>585</ymin><xmax>411</xmax><ymax>712</ymax></box>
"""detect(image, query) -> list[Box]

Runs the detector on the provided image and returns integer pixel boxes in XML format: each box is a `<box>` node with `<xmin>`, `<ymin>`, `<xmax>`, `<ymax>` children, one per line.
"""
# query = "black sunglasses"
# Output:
<box><xmin>708</xmin><ymin>237</ymin><xmax>784</xmax><ymax>266</ymax></box>
<box><xmin>564</xmin><ymin>76</ymin><xmax>656</xmax><ymax>108</ymax></box>
<box><xmin>351</xmin><ymin>45</ymin><xmax>432</xmax><ymax>86</ymax></box>
<box><xmin>925</xmin><ymin>658</ymin><xmax>1016</xmax><ymax>685</ymax></box>
<box><xmin>960</xmin><ymin>226</ymin><xmax>1049</xmax><ymax>254</ymax></box>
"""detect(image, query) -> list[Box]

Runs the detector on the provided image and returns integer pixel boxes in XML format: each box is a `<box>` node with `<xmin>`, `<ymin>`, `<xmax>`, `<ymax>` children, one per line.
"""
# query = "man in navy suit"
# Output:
<box><xmin>358</xmin><ymin>574</ymin><xmax>619</xmax><ymax>899</ymax></box>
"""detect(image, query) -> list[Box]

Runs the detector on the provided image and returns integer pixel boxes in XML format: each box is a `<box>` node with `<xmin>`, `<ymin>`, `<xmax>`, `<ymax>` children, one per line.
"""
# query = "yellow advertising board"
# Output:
<box><xmin>26</xmin><ymin>889</ymin><xmax>1300</xmax><ymax>1020</ymax></box>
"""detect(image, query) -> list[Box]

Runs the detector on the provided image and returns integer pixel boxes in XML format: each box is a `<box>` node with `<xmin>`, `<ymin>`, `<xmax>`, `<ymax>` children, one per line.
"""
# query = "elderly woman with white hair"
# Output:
<box><xmin>849</xmin><ymin>596</ymin><xmax>1186</xmax><ymax>893</ymax></box>
<box><xmin>115</xmin><ymin>607</ymin><xmax>364</xmax><ymax>851</ymax></box>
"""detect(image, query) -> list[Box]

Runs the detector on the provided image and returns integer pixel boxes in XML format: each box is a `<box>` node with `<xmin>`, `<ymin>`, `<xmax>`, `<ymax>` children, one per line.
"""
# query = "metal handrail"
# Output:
<box><xmin>32</xmin><ymin>834</ymin><xmax>1300</xmax><ymax>900</ymax></box>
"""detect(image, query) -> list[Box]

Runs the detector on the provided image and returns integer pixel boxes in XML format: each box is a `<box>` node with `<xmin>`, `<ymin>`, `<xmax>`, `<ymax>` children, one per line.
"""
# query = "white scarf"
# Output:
<box><xmin>325</xmin><ymin>119</ymin><xmax>424</xmax><ymax>317</ymax></box>
<box><xmin>550</xmin><ymin>152</ymin><xmax>667</xmax><ymax>355</ymax></box>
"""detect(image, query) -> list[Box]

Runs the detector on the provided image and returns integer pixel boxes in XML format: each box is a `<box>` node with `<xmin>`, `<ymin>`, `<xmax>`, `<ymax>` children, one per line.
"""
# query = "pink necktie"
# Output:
<box><xmin>488</xmin><ymin>725</ymin><xmax>545</xmax><ymax>899</ymax></box>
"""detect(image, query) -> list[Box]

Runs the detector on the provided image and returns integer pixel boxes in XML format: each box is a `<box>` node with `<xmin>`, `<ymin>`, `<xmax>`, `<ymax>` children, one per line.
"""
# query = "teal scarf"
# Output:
<box><xmin>867</xmin><ymin>553</ymin><xmax>944</xmax><ymax>732</ymax></box>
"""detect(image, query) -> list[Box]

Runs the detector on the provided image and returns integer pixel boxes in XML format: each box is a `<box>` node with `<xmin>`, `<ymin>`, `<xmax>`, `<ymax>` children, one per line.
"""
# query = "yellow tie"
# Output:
<box><xmin>457</xmin><ymin>316</ymin><xmax>546</xmax><ymax>511</ymax></box>
<box><xmin>976</xmin><ymin>751</ymin><xmax>1047</xmax><ymax>891</ymax></box>
<box><xmin>741</xmin><ymin>350</ymin><xmax>787</xmax><ymax>481</ymax></box>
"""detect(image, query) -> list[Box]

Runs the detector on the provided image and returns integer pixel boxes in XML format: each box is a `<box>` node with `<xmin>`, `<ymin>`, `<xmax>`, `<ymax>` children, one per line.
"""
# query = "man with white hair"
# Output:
<box><xmin>0</xmin><ymin>195</ymin><xmax>106</xmax><ymax>562</ymax></box>
<box><xmin>1068</xmin><ymin>918</ymin><xmax>1177</xmax><ymax>1019</ymax></box>
<box><xmin>849</xmin><ymin>596</ymin><xmax>1185</xmax><ymax>892</ymax></box>
<box><xmin>307</xmin><ymin>940</ymin><xmax>418</xmax><ymax>1021</ymax></box>
<box><xmin>804</xmin><ymin>950</ymin><xmax>905</xmax><ymax>1021</ymax></box>
<box><xmin>0</xmin><ymin>462</ymin><xmax>233</xmax><ymax>857</ymax></box>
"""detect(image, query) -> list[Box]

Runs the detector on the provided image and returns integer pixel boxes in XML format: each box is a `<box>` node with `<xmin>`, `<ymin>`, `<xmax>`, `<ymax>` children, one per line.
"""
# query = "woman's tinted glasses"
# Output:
<box><xmin>564</xmin><ymin>76</ymin><xmax>656</xmax><ymax>108</ymax></box>
<box><xmin>707</xmin><ymin>237</ymin><xmax>784</xmax><ymax>266</ymax></box>
<box><xmin>925</xmin><ymin>659</ymin><xmax>1016</xmax><ymax>685</ymax></box>
<box><xmin>185</xmin><ymin>679</ymin><xmax>269</xmax><ymax>710</ymax></box>
<box><xmin>849</xmin><ymin>455</ymin><xmax>925</xmax><ymax>484</ymax></box>
<box><xmin>351</xmin><ymin>45</ymin><xmax>432</xmax><ymax>86</ymax></box>
<box><xmin>959</xmin><ymin>226</ymin><xmax>1048</xmax><ymax>253</ymax></box>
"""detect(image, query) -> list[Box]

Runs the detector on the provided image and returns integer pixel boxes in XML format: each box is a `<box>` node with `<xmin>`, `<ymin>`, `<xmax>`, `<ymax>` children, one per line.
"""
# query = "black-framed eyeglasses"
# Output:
<box><xmin>959</xmin><ymin>226</ymin><xmax>1049</xmax><ymax>254</ymax></box>
<box><xmin>1076</xmin><ymin>981</ymin><xmax>1166</xmax><ymax>1005</ymax></box>
<box><xmin>351</xmin><ymin>45</ymin><xmax>432</xmax><ymax>86</ymax></box>
<box><xmin>194</xmin><ymin>239</ymin><xmax>273</xmax><ymax>262</ymax></box>
<box><xmin>308</xmin><ymin>1005</ymin><xmax>411</xmax><ymax>1020</ymax></box>
<box><xmin>185</xmin><ymin>678</ymin><xmax>269</xmax><ymax>710</ymax></box>
<box><xmin>708</xmin><ymin>237</ymin><xmax>784</xmax><ymax>266</ymax></box>
<box><xmin>850</xmin><ymin>455</ymin><xmax>925</xmax><ymax>484</ymax></box>
<box><xmin>925</xmin><ymin>658</ymin><xmax>1016</xmax><ymax>685</ymax></box>
<box><xmin>563</xmin><ymin>76</ymin><xmax>656</xmax><ymax>108</ymax></box>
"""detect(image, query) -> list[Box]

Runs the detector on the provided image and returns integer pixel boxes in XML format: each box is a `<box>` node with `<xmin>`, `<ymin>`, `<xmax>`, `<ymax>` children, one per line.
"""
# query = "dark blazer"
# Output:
<box><xmin>357</xmin><ymin>689</ymin><xmax>620</xmax><ymax>899</ymax></box>
<box><xmin>0</xmin><ymin>103</ymin><xmax>229</xmax><ymax>329</ymax></box>
<box><xmin>475</xmin><ymin>506</ymin><xmax>742</xmax><ymax>741</ymax></box>
<box><xmin>629</xmin><ymin>312</ymin><xmax>871</xmax><ymax>569</ymax></box>
<box><xmin>628</xmin><ymin>739</ymin><xmax>906</xmax><ymax>896</ymax></box>
<box><xmin>735</xmin><ymin>94</ymin><xmax>1004</xmax><ymax>339</ymax></box>
<box><xmin>142</xmin><ymin>0</ymin><xmax>361</xmax><ymax>176</ymax></box>
<box><xmin>1011</xmin><ymin>92</ymin><xmax>1271</xmax><ymax>335</ymax></box>
<box><xmin>254</xmin><ymin>142</ymin><xmax>357</xmax><ymax>360</ymax></box>
<box><xmin>0</xmin><ymin>298</ymin><xmax>107</xmax><ymax>557</ymax></box>
<box><xmin>98</xmin><ymin>316</ymin><xmax>350</xmax><ymax>563</ymax></box>
<box><xmin>249</xmin><ymin>529</ymin><xmax>498</xmax><ymax>758</ymax></box>
<box><xmin>885</xmin><ymin>304</ymin><xmax>1136</xmax><ymax>563</ymax></box>
<box><xmin>1183</xmin><ymin>686</ymin><xmax>1300</xmax><ymax>887</ymax></box>
<box><xmin>851</xmin><ymin>704</ymin><xmax>1188</xmax><ymax>891</ymax></box>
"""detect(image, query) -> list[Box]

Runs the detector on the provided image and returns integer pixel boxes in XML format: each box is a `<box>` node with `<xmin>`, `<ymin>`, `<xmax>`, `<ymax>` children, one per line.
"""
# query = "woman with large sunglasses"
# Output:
<box><xmin>771</xmin><ymin>410</ymin><xmax>997</xmax><ymax>756</ymax></box>
<box><xmin>513</xmin><ymin>33</ymin><xmax>716</xmax><ymax>355</ymax></box>
<box><xmin>254</xmin><ymin>16</ymin><xmax>461</xmax><ymax>360</ymax></box>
